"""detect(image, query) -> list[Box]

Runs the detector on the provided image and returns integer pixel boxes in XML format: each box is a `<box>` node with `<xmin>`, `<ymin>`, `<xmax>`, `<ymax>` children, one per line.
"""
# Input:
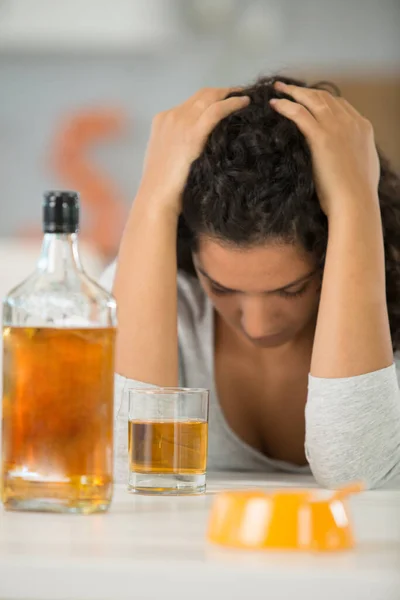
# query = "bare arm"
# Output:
<box><xmin>113</xmin><ymin>89</ymin><xmax>250</xmax><ymax>386</ymax></box>
<box><xmin>311</xmin><ymin>200</ymin><xmax>392</xmax><ymax>377</ymax></box>
<box><xmin>270</xmin><ymin>82</ymin><xmax>400</xmax><ymax>488</ymax></box>
<box><xmin>271</xmin><ymin>82</ymin><xmax>393</xmax><ymax>377</ymax></box>
<box><xmin>113</xmin><ymin>197</ymin><xmax>179</xmax><ymax>386</ymax></box>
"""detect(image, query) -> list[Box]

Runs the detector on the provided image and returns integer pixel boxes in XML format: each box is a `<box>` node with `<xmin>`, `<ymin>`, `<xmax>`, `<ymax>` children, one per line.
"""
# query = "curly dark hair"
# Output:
<box><xmin>178</xmin><ymin>75</ymin><xmax>400</xmax><ymax>352</ymax></box>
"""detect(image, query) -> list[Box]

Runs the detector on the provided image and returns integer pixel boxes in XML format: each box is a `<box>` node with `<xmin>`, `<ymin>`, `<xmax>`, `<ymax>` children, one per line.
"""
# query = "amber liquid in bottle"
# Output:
<box><xmin>2</xmin><ymin>326</ymin><xmax>115</xmax><ymax>513</ymax></box>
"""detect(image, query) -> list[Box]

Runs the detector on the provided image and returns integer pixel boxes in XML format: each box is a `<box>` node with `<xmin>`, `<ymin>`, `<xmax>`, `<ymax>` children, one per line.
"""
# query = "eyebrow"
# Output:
<box><xmin>196</xmin><ymin>265</ymin><xmax>317</xmax><ymax>295</ymax></box>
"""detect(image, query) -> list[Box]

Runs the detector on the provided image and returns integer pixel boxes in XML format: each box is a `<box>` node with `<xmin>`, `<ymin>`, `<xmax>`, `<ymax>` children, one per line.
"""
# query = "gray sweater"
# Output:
<box><xmin>101</xmin><ymin>265</ymin><xmax>400</xmax><ymax>489</ymax></box>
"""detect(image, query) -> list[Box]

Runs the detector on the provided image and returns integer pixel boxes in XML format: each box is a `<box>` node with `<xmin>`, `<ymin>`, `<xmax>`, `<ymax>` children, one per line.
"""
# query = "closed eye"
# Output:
<box><xmin>210</xmin><ymin>283</ymin><xmax>309</xmax><ymax>298</ymax></box>
<box><xmin>209</xmin><ymin>284</ymin><xmax>235</xmax><ymax>296</ymax></box>
<box><xmin>276</xmin><ymin>284</ymin><xmax>309</xmax><ymax>299</ymax></box>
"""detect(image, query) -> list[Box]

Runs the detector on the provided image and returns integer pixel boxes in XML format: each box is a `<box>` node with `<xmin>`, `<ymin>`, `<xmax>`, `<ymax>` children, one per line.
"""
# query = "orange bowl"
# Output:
<box><xmin>207</xmin><ymin>487</ymin><xmax>360</xmax><ymax>552</ymax></box>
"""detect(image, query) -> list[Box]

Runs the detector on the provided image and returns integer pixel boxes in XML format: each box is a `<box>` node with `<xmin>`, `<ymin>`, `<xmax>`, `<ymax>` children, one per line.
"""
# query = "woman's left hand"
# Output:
<box><xmin>270</xmin><ymin>82</ymin><xmax>380</xmax><ymax>218</ymax></box>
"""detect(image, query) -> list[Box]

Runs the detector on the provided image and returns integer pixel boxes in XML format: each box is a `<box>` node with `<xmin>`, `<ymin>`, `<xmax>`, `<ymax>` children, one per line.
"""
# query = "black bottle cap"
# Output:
<box><xmin>43</xmin><ymin>191</ymin><xmax>80</xmax><ymax>234</ymax></box>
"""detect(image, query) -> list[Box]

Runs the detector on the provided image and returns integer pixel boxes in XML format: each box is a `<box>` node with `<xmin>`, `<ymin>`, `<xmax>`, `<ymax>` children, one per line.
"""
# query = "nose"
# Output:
<box><xmin>240</xmin><ymin>295</ymin><xmax>280</xmax><ymax>339</ymax></box>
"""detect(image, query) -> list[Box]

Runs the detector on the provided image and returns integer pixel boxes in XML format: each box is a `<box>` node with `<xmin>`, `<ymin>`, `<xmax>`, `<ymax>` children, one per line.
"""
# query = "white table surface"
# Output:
<box><xmin>0</xmin><ymin>472</ymin><xmax>399</xmax><ymax>600</ymax></box>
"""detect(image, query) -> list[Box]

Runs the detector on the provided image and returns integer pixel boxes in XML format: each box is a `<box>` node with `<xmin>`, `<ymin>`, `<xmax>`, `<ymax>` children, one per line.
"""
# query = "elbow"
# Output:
<box><xmin>305</xmin><ymin>366</ymin><xmax>400</xmax><ymax>490</ymax></box>
<box><xmin>306</xmin><ymin>442</ymin><xmax>400</xmax><ymax>491</ymax></box>
<box><xmin>307</xmin><ymin>457</ymin><xmax>373</xmax><ymax>490</ymax></box>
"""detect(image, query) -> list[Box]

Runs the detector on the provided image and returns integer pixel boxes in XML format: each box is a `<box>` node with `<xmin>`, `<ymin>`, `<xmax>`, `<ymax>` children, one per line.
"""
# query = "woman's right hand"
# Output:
<box><xmin>138</xmin><ymin>88</ymin><xmax>250</xmax><ymax>215</ymax></box>
<box><xmin>115</xmin><ymin>88</ymin><xmax>248</xmax><ymax>385</ymax></box>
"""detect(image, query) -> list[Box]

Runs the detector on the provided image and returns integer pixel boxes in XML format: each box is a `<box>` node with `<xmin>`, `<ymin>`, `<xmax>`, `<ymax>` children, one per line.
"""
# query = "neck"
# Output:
<box><xmin>38</xmin><ymin>233</ymin><xmax>83</xmax><ymax>276</ymax></box>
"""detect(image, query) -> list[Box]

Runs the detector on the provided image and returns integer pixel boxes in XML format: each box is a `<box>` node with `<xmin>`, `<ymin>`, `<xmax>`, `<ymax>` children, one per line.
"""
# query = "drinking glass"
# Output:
<box><xmin>128</xmin><ymin>387</ymin><xmax>209</xmax><ymax>495</ymax></box>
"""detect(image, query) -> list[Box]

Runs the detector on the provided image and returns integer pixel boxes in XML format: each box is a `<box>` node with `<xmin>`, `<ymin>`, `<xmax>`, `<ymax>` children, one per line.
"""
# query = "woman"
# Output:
<box><xmin>102</xmin><ymin>76</ymin><xmax>400</xmax><ymax>488</ymax></box>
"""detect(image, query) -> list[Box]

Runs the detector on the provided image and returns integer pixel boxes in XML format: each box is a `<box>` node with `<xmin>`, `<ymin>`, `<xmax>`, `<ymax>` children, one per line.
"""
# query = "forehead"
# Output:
<box><xmin>196</xmin><ymin>237</ymin><xmax>315</xmax><ymax>292</ymax></box>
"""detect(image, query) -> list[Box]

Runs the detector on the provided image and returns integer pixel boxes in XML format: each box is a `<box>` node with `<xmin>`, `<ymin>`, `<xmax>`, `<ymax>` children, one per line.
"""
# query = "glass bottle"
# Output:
<box><xmin>1</xmin><ymin>191</ymin><xmax>117</xmax><ymax>514</ymax></box>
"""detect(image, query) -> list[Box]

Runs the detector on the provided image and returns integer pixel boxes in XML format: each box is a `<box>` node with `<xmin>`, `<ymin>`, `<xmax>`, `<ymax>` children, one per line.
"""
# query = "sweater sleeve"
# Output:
<box><xmin>305</xmin><ymin>359</ymin><xmax>400</xmax><ymax>489</ymax></box>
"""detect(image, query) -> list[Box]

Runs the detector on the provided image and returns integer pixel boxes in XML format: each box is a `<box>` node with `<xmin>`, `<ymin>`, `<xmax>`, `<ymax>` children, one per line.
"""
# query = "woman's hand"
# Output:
<box><xmin>270</xmin><ymin>82</ymin><xmax>380</xmax><ymax>218</ymax></box>
<box><xmin>139</xmin><ymin>88</ymin><xmax>250</xmax><ymax>215</ymax></box>
<box><xmin>113</xmin><ymin>88</ymin><xmax>248</xmax><ymax>385</ymax></box>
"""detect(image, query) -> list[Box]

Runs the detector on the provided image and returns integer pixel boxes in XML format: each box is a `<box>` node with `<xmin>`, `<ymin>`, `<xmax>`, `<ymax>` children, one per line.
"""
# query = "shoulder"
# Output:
<box><xmin>98</xmin><ymin>261</ymin><xmax>117</xmax><ymax>291</ymax></box>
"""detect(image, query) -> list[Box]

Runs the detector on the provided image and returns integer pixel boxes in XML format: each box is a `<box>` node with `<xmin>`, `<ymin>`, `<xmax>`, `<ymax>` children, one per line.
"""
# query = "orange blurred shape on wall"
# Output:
<box><xmin>51</xmin><ymin>108</ymin><xmax>129</xmax><ymax>261</ymax></box>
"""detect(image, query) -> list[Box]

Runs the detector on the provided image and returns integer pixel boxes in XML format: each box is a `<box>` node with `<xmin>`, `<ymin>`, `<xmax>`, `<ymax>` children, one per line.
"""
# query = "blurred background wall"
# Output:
<box><xmin>0</xmin><ymin>0</ymin><xmax>399</xmax><ymax>284</ymax></box>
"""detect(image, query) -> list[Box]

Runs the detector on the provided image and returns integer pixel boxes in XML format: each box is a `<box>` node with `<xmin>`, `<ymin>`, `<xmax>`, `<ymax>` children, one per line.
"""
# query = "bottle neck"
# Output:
<box><xmin>38</xmin><ymin>233</ymin><xmax>83</xmax><ymax>276</ymax></box>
